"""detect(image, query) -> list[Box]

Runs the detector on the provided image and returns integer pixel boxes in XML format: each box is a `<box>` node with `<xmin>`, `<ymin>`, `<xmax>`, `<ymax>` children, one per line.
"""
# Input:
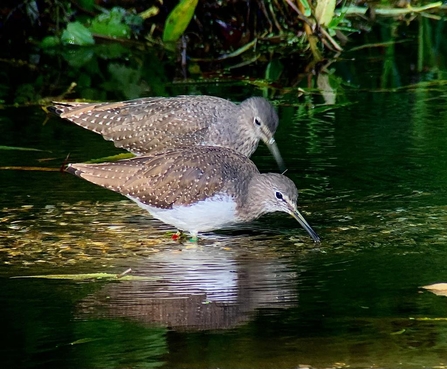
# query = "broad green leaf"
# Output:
<box><xmin>61</xmin><ymin>47</ymin><xmax>95</xmax><ymax>68</ymax></box>
<box><xmin>162</xmin><ymin>0</ymin><xmax>198</xmax><ymax>43</ymax></box>
<box><xmin>315</xmin><ymin>0</ymin><xmax>336</xmax><ymax>27</ymax></box>
<box><xmin>89</xmin><ymin>7</ymin><xmax>132</xmax><ymax>38</ymax></box>
<box><xmin>61</xmin><ymin>22</ymin><xmax>95</xmax><ymax>46</ymax></box>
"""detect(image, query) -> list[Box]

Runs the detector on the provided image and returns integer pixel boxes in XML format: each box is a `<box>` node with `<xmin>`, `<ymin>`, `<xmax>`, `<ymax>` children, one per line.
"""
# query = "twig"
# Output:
<box><xmin>284</xmin><ymin>0</ymin><xmax>313</xmax><ymax>27</ymax></box>
<box><xmin>116</xmin><ymin>268</ymin><xmax>132</xmax><ymax>278</ymax></box>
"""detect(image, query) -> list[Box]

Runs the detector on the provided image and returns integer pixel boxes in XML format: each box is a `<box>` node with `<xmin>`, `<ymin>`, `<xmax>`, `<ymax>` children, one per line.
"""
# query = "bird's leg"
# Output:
<box><xmin>171</xmin><ymin>230</ymin><xmax>184</xmax><ymax>241</ymax></box>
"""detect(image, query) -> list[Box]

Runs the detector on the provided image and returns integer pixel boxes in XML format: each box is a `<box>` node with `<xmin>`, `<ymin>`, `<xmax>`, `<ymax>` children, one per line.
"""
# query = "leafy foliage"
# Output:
<box><xmin>162</xmin><ymin>0</ymin><xmax>198</xmax><ymax>43</ymax></box>
<box><xmin>61</xmin><ymin>21</ymin><xmax>95</xmax><ymax>46</ymax></box>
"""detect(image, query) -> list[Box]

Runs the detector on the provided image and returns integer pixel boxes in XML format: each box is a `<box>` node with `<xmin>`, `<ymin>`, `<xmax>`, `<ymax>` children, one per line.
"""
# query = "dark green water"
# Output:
<box><xmin>2</xmin><ymin>42</ymin><xmax>447</xmax><ymax>368</ymax></box>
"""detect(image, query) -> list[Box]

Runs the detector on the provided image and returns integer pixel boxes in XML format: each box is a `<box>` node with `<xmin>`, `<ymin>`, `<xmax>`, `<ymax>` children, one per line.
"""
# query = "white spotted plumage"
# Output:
<box><xmin>66</xmin><ymin>146</ymin><xmax>320</xmax><ymax>241</ymax></box>
<box><xmin>50</xmin><ymin>95</ymin><xmax>284</xmax><ymax>169</ymax></box>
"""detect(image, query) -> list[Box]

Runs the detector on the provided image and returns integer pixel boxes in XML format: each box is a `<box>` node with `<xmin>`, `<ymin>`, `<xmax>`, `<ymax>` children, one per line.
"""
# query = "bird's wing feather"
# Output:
<box><xmin>67</xmin><ymin>147</ymin><xmax>258</xmax><ymax>209</ymax></box>
<box><xmin>50</xmin><ymin>97</ymin><xmax>236</xmax><ymax>155</ymax></box>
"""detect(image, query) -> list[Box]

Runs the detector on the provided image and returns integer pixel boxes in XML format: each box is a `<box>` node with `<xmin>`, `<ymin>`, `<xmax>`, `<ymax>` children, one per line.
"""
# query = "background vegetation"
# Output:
<box><xmin>0</xmin><ymin>0</ymin><xmax>445</xmax><ymax>105</ymax></box>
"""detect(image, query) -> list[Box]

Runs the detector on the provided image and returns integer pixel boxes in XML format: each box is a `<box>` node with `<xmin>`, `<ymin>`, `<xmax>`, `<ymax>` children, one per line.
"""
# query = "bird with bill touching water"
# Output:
<box><xmin>66</xmin><ymin>146</ymin><xmax>320</xmax><ymax>242</ymax></box>
<box><xmin>50</xmin><ymin>95</ymin><xmax>286</xmax><ymax>171</ymax></box>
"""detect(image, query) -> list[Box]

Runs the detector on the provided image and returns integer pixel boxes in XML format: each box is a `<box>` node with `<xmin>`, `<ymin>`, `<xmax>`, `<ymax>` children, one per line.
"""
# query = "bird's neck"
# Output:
<box><xmin>233</xmin><ymin>111</ymin><xmax>259</xmax><ymax>157</ymax></box>
<box><xmin>206</xmin><ymin>113</ymin><xmax>259</xmax><ymax>157</ymax></box>
<box><xmin>236</xmin><ymin>175</ymin><xmax>270</xmax><ymax>222</ymax></box>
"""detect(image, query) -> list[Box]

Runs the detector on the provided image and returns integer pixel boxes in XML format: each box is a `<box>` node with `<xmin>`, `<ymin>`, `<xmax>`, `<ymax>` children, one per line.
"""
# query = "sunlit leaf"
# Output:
<box><xmin>217</xmin><ymin>39</ymin><xmax>257</xmax><ymax>60</ymax></box>
<box><xmin>299</xmin><ymin>0</ymin><xmax>312</xmax><ymax>17</ymax></box>
<box><xmin>11</xmin><ymin>273</ymin><xmax>158</xmax><ymax>281</ymax></box>
<box><xmin>341</xmin><ymin>2</ymin><xmax>442</xmax><ymax>16</ymax></box>
<box><xmin>315</xmin><ymin>0</ymin><xmax>336</xmax><ymax>27</ymax></box>
<box><xmin>411</xmin><ymin>317</ymin><xmax>447</xmax><ymax>321</ymax></box>
<box><xmin>61</xmin><ymin>22</ymin><xmax>95</xmax><ymax>46</ymax></box>
<box><xmin>139</xmin><ymin>6</ymin><xmax>160</xmax><ymax>19</ymax></box>
<box><xmin>162</xmin><ymin>0</ymin><xmax>198</xmax><ymax>43</ymax></box>
<box><xmin>86</xmin><ymin>153</ymin><xmax>135</xmax><ymax>163</ymax></box>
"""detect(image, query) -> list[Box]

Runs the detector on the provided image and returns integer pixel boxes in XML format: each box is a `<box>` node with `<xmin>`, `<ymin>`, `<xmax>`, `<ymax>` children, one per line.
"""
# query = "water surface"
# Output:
<box><xmin>2</xmin><ymin>41</ymin><xmax>447</xmax><ymax>368</ymax></box>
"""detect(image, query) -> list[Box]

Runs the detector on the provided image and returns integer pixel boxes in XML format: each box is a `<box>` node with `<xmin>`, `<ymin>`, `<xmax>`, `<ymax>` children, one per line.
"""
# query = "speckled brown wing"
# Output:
<box><xmin>66</xmin><ymin>146</ymin><xmax>259</xmax><ymax>209</ymax></box>
<box><xmin>51</xmin><ymin>96</ymin><xmax>237</xmax><ymax>155</ymax></box>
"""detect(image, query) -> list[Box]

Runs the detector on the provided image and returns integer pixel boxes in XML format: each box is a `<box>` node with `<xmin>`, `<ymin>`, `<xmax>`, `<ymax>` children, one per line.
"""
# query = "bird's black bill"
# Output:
<box><xmin>290</xmin><ymin>209</ymin><xmax>321</xmax><ymax>243</ymax></box>
<box><xmin>266</xmin><ymin>138</ymin><xmax>287</xmax><ymax>172</ymax></box>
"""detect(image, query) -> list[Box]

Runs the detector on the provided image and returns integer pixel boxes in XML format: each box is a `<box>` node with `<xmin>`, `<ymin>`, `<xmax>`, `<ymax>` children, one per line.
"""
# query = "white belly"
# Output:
<box><xmin>127</xmin><ymin>193</ymin><xmax>239</xmax><ymax>236</ymax></box>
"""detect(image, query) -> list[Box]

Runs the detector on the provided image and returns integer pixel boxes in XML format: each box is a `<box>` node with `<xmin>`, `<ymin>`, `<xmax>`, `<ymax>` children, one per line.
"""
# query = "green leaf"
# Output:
<box><xmin>265</xmin><ymin>59</ymin><xmax>284</xmax><ymax>82</ymax></box>
<box><xmin>162</xmin><ymin>0</ymin><xmax>198</xmax><ymax>43</ymax></box>
<box><xmin>89</xmin><ymin>7</ymin><xmax>132</xmax><ymax>38</ymax></box>
<box><xmin>86</xmin><ymin>153</ymin><xmax>135</xmax><ymax>163</ymax></box>
<box><xmin>77</xmin><ymin>0</ymin><xmax>96</xmax><ymax>12</ymax></box>
<box><xmin>11</xmin><ymin>273</ymin><xmax>157</xmax><ymax>281</ymax></box>
<box><xmin>299</xmin><ymin>0</ymin><xmax>312</xmax><ymax>17</ymax></box>
<box><xmin>61</xmin><ymin>22</ymin><xmax>95</xmax><ymax>46</ymax></box>
<box><xmin>40</xmin><ymin>36</ymin><xmax>61</xmax><ymax>49</ymax></box>
<box><xmin>0</xmin><ymin>145</ymin><xmax>44</xmax><ymax>152</ymax></box>
<box><xmin>61</xmin><ymin>47</ymin><xmax>95</xmax><ymax>68</ymax></box>
<box><xmin>69</xmin><ymin>338</ymin><xmax>102</xmax><ymax>345</ymax></box>
<box><xmin>315</xmin><ymin>0</ymin><xmax>336</xmax><ymax>27</ymax></box>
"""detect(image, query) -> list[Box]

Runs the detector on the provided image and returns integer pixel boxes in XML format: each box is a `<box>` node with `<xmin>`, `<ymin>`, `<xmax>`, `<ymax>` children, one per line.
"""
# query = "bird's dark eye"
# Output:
<box><xmin>254</xmin><ymin>117</ymin><xmax>261</xmax><ymax>126</ymax></box>
<box><xmin>275</xmin><ymin>191</ymin><xmax>283</xmax><ymax>200</ymax></box>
